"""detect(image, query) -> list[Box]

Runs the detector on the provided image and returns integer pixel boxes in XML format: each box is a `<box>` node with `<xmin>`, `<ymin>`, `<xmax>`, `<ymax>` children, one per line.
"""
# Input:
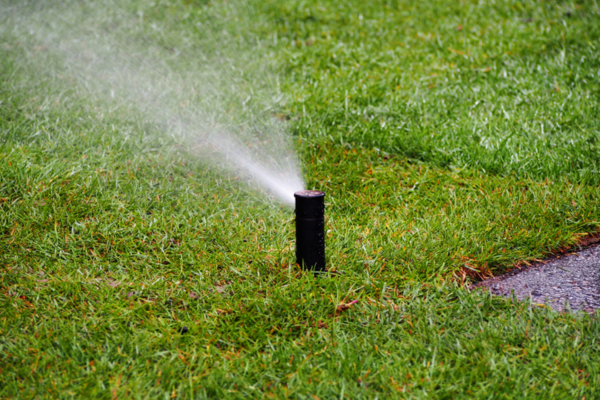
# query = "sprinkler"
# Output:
<box><xmin>294</xmin><ymin>190</ymin><xmax>326</xmax><ymax>272</ymax></box>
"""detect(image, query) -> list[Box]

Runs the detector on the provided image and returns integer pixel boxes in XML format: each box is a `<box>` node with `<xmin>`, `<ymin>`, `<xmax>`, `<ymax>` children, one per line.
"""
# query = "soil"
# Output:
<box><xmin>473</xmin><ymin>238</ymin><xmax>600</xmax><ymax>314</ymax></box>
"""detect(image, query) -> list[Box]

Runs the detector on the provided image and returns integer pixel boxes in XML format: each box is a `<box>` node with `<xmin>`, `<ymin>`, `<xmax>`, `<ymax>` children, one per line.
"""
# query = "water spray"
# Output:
<box><xmin>2</xmin><ymin>0</ymin><xmax>305</xmax><ymax>206</ymax></box>
<box><xmin>294</xmin><ymin>190</ymin><xmax>326</xmax><ymax>272</ymax></box>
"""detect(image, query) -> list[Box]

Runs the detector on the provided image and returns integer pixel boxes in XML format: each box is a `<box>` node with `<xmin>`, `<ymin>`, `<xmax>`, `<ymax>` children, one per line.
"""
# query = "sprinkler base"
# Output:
<box><xmin>294</xmin><ymin>190</ymin><xmax>326</xmax><ymax>272</ymax></box>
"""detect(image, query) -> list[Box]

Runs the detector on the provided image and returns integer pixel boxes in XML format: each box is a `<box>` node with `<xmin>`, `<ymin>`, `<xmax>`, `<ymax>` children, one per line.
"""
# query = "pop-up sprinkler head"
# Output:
<box><xmin>294</xmin><ymin>190</ymin><xmax>326</xmax><ymax>272</ymax></box>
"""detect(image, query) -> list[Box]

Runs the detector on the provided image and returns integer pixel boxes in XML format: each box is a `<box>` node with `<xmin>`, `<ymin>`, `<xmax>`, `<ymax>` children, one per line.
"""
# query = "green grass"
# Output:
<box><xmin>269</xmin><ymin>0</ymin><xmax>600</xmax><ymax>183</ymax></box>
<box><xmin>2</xmin><ymin>0</ymin><xmax>600</xmax><ymax>398</ymax></box>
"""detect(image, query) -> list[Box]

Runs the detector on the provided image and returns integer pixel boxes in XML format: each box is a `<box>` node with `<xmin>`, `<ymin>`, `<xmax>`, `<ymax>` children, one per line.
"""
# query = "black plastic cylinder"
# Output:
<box><xmin>294</xmin><ymin>190</ymin><xmax>326</xmax><ymax>272</ymax></box>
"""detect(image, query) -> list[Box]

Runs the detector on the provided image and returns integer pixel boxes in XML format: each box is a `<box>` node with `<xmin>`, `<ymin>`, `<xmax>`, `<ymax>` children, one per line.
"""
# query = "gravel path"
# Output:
<box><xmin>474</xmin><ymin>244</ymin><xmax>600</xmax><ymax>314</ymax></box>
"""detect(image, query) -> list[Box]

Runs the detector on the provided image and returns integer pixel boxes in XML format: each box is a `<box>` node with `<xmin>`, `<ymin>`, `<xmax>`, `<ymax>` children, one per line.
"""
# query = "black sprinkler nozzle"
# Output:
<box><xmin>294</xmin><ymin>190</ymin><xmax>326</xmax><ymax>272</ymax></box>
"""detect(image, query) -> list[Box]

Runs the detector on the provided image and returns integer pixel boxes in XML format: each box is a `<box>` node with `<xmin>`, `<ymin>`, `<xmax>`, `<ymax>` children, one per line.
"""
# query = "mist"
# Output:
<box><xmin>1</xmin><ymin>0</ymin><xmax>304</xmax><ymax>205</ymax></box>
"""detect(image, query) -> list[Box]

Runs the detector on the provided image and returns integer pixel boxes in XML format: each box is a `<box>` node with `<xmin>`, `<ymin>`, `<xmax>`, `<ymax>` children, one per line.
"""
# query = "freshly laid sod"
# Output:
<box><xmin>1</xmin><ymin>0</ymin><xmax>600</xmax><ymax>398</ymax></box>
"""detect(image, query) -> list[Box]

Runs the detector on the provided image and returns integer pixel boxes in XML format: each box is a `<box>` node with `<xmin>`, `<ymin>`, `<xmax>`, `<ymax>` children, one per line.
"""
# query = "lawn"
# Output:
<box><xmin>1</xmin><ymin>0</ymin><xmax>600</xmax><ymax>398</ymax></box>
